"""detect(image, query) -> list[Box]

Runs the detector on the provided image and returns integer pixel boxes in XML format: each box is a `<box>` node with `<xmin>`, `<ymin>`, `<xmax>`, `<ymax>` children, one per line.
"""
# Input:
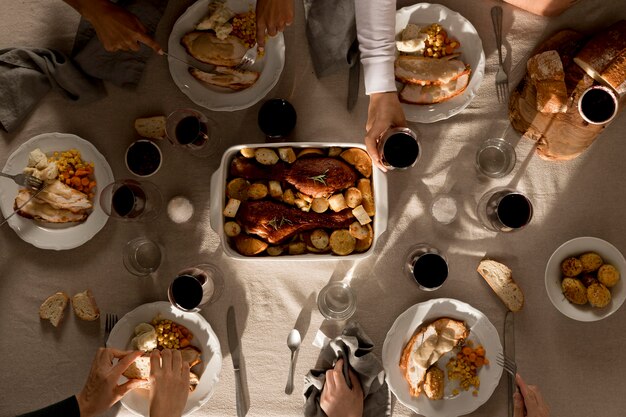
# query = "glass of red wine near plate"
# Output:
<box><xmin>403</xmin><ymin>244</ymin><xmax>449</xmax><ymax>291</ymax></box>
<box><xmin>477</xmin><ymin>187</ymin><xmax>533</xmax><ymax>232</ymax></box>
<box><xmin>165</xmin><ymin>108</ymin><xmax>219</xmax><ymax>157</ymax></box>
<box><xmin>377</xmin><ymin>127</ymin><xmax>421</xmax><ymax>170</ymax></box>
<box><xmin>99</xmin><ymin>179</ymin><xmax>163</xmax><ymax>221</ymax></box>
<box><xmin>168</xmin><ymin>264</ymin><xmax>224</xmax><ymax>312</ymax></box>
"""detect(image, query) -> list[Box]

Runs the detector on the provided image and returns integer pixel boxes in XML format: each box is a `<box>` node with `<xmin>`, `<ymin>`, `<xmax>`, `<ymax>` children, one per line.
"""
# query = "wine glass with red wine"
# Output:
<box><xmin>257</xmin><ymin>98</ymin><xmax>297</xmax><ymax>141</ymax></box>
<box><xmin>403</xmin><ymin>244</ymin><xmax>449</xmax><ymax>291</ymax></box>
<box><xmin>168</xmin><ymin>264</ymin><xmax>224</xmax><ymax>312</ymax></box>
<box><xmin>578</xmin><ymin>85</ymin><xmax>618</xmax><ymax>125</ymax></box>
<box><xmin>477</xmin><ymin>187</ymin><xmax>533</xmax><ymax>232</ymax></box>
<box><xmin>165</xmin><ymin>108</ymin><xmax>218</xmax><ymax>157</ymax></box>
<box><xmin>99</xmin><ymin>179</ymin><xmax>163</xmax><ymax>221</ymax></box>
<box><xmin>377</xmin><ymin>127</ymin><xmax>421</xmax><ymax>170</ymax></box>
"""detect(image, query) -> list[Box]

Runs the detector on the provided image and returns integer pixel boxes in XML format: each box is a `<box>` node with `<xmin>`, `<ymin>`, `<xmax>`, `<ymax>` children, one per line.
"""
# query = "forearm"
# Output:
<box><xmin>62</xmin><ymin>0</ymin><xmax>109</xmax><ymax>20</ymax></box>
<box><xmin>503</xmin><ymin>0</ymin><xmax>581</xmax><ymax>16</ymax></box>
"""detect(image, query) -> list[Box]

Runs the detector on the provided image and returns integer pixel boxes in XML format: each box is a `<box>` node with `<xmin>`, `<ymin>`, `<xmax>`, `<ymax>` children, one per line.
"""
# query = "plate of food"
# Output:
<box><xmin>395</xmin><ymin>3</ymin><xmax>485</xmax><ymax>123</ymax></box>
<box><xmin>382</xmin><ymin>298</ymin><xmax>502</xmax><ymax>417</ymax></box>
<box><xmin>209</xmin><ymin>142</ymin><xmax>389</xmax><ymax>260</ymax></box>
<box><xmin>545</xmin><ymin>236</ymin><xmax>626</xmax><ymax>322</ymax></box>
<box><xmin>0</xmin><ymin>132</ymin><xmax>114</xmax><ymax>250</ymax></box>
<box><xmin>168</xmin><ymin>0</ymin><xmax>285</xmax><ymax>111</ymax></box>
<box><xmin>107</xmin><ymin>301</ymin><xmax>222</xmax><ymax>417</ymax></box>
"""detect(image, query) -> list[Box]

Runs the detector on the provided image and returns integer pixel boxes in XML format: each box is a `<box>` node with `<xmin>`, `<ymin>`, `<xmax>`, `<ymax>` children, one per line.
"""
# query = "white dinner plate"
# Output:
<box><xmin>0</xmin><ymin>132</ymin><xmax>114</xmax><ymax>250</ymax></box>
<box><xmin>395</xmin><ymin>3</ymin><xmax>485</xmax><ymax>123</ymax></box>
<box><xmin>107</xmin><ymin>301</ymin><xmax>222</xmax><ymax>417</ymax></box>
<box><xmin>382</xmin><ymin>298</ymin><xmax>502</xmax><ymax>417</ymax></box>
<box><xmin>168</xmin><ymin>0</ymin><xmax>286</xmax><ymax>111</ymax></box>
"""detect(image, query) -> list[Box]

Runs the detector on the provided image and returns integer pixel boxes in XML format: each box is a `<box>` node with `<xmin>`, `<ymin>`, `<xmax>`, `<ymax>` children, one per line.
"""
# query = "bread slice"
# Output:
<box><xmin>181</xmin><ymin>346</ymin><xmax>202</xmax><ymax>368</ymax></box>
<box><xmin>123</xmin><ymin>354</ymin><xmax>152</xmax><ymax>380</ymax></box>
<box><xmin>477</xmin><ymin>260</ymin><xmax>524</xmax><ymax>312</ymax></box>
<box><xmin>527</xmin><ymin>51</ymin><xmax>568</xmax><ymax>113</ymax></box>
<box><xmin>573</xmin><ymin>20</ymin><xmax>626</xmax><ymax>83</ymax></box>
<box><xmin>134</xmin><ymin>116</ymin><xmax>166</xmax><ymax>140</ymax></box>
<box><xmin>72</xmin><ymin>290</ymin><xmax>100</xmax><ymax>321</ymax></box>
<box><xmin>39</xmin><ymin>292</ymin><xmax>70</xmax><ymax>327</ymax></box>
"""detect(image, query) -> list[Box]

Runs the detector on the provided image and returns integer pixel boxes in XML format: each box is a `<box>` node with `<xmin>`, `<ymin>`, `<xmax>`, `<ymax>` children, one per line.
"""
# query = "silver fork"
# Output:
<box><xmin>491</xmin><ymin>6</ymin><xmax>509</xmax><ymax>102</ymax></box>
<box><xmin>234</xmin><ymin>43</ymin><xmax>258</xmax><ymax>71</ymax></box>
<box><xmin>104</xmin><ymin>313</ymin><xmax>119</xmax><ymax>347</ymax></box>
<box><xmin>496</xmin><ymin>352</ymin><xmax>517</xmax><ymax>377</ymax></box>
<box><xmin>0</xmin><ymin>172</ymin><xmax>44</xmax><ymax>191</ymax></box>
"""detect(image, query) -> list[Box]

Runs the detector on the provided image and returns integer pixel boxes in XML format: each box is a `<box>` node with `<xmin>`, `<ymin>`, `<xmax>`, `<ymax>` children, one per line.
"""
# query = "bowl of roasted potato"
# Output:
<box><xmin>209</xmin><ymin>143</ymin><xmax>388</xmax><ymax>259</ymax></box>
<box><xmin>545</xmin><ymin>237</ymin><xmax>626</xmax><ymax>321</ymax></box>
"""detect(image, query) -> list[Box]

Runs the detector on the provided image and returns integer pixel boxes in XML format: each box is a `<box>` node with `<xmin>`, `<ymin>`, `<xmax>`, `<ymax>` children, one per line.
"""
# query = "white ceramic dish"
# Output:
<box><xmin>545</xmin><ymin>236</ymin><xmax>626</xmax><ymax>322</ymax></box>
<box><xmin>382</xmin><ymin>298</ymin><xmax>502</xmax><ymax>417</ymax></box>
<box><xmin>168</xmin><ymin>0</ymin><xmax>285</xmax><ymax>112</ymax></box>
<box><xmin>107</xmin><ymin>301</ymin><xmax>222</xmax><ymax>417</ymax></box>
<box><xmin>0</xmin><ymin>132</ymin><xmax>114</xmax><ymax>250</ymax></box>
<box><xmin>395</xmin><ymin>3</ymin><xmax>485</xmax><ymax>123</ymax></box>
<box><xmin>209</xmin><ymin>142</ymin><xmax>388</xmax><ymax>260</ymax></box>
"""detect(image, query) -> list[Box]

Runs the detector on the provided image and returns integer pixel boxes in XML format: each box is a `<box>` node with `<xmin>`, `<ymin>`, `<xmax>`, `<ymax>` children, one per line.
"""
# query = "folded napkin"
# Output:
<box><xmin>71</xmin><ymin>0</ymin><xmax>167</xmax><ymax>89</ymax></box>
<box><xmin>0</xmin><ymin>47</ymin><xmax>104</xmax><ymax>132</ymax></box>
<box><xmin>303</xmin><ymin>321</ymin><xmax>391</xmax><ymax>417</ymax></box>
<box><xmin>304</xmin><ymin>0</ymin><xmax>356</xmax><ymax>78</ymax></box>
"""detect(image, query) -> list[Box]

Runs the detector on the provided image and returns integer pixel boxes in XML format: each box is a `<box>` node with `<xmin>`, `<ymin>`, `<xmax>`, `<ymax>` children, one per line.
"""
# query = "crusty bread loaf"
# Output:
<box><xmin>39</xmin><ymin>292</ymin><xmax>69</xmax><ymax>327</ymax></box>
<box><xmin>134</xmin><ymin>116</ymin><xmax>166</xmax><ymax>140</ymax></box>
<box><xmin>72</xmin><ymin>290</ymin><xmax>100</xmax><ymax>321</ymax></box>
<box><xmin>527</xmin><ymin>51</ymin><xmax>568</xmax><ymax>113</ymax></box>
<box><xmin>535</xmin><ymin>80</ymin><xmax>569</xmax><ymax>113</ymax></box>
<box><xmin>601</xmin><ymin>51</ymin><xmax>626</xmax><ymax>95</ymax></box>
<box><xmin>477</xmin><ymin>260</ymin><xmax>524</xmax><ymax>312</ymax></box>
<box><xmin>573</xmin><ymin>20</ymin><xmax>626</xmax><ymax>83</ymax></box>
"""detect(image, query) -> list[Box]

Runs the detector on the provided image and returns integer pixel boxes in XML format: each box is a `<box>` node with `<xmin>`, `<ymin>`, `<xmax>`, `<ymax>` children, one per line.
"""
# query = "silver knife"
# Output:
<box><xmin>347</xmin><ymin>40</ymin><xmax>360</xmax><ymax>111</ymax></box>
<box><xmin>227</xmin><ymin>306</ymin><xmax>246</xmax><ymax>417</ymax></box>
<box><xmin>162</xmin><ymin>51</ymin><xmax>215</xmax><ymax>73</ymax></box>
<box><xmin>0</xmin><ymin>186</ymin><xmax>46</xmax><ymax>227</ymax></box>
<box><xmin>504</xmin><ymin>310</ymin><xmax>516</xmax><ymax>417</ymax></box>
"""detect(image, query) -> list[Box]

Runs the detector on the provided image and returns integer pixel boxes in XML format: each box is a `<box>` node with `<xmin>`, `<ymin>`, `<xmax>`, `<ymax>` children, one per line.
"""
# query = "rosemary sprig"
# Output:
<box><xmin>308</xmin><ymin>169</ymin><xmax>329</xmax><ymax>185</ymax></box>
<box><xmin>268</xmin><ymin>216</ymin><xmax>293</xmax><ymax>231</ymax></box>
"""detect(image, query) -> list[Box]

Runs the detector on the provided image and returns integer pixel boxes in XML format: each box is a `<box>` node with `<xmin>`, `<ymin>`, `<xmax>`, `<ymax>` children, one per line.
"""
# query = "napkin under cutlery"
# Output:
<box><xmin>303</xmin><ymin>321</ymin><xmax>391</xmax><ymax>417</ymax></box>
<box><xmin>0</xmin><ymin>47</ymin><xmax>104</xmax><ymax>132</ymax></box>
<box><xmin>71</xmin><ymin>0</ymin><xmax>167</xmax><ymax>89</ymax></box>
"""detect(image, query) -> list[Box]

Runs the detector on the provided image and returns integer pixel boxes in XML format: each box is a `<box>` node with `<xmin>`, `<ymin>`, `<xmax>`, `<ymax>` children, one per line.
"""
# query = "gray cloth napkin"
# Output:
<box><xmin>303</xmin><ymin>321</ymin><xmax>391</xmax><ymax>417</ymax></box>
<box><xmin>0</xmin><ymin>47</ymin><xmax>104</xmax><ymax>132</ymax></box>
<box><xmin>71</xmin><ymin>0</ymin><xmax>167</xmax><ymax>89</ymax></box>
<box><xmin>304</xmin><ymin>0</ymin><xmax>356</xmax><ymax>78</ymax></box>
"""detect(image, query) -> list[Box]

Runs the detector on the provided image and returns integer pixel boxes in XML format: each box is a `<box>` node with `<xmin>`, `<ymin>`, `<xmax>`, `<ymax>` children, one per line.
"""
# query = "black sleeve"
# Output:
<box><xmin>17</xmin><ymin>395</ymin><xmax>80</xmax><ymax>417</ymax></box>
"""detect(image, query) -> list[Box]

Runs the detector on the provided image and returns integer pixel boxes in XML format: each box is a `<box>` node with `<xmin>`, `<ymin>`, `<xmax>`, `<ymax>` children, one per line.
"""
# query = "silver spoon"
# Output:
<box><xmin>285</xmin><ymin>329</ymin><xmax>302</xmax><ymax>394</ymax></box>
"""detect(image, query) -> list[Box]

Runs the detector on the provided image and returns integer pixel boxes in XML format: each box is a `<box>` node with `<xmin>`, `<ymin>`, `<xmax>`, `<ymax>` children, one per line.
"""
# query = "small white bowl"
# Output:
<box><xmin>545</xmin><ymin>237</ymin><xmax>626</xmax><ymax>322</ymax></box>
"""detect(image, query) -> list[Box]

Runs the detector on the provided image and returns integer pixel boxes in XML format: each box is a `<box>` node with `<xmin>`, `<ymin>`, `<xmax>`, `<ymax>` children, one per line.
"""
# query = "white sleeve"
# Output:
<box><xmin>355</xmin><ymin>0</ymin><xmax>397</xmax><ymax>95</ymax></box>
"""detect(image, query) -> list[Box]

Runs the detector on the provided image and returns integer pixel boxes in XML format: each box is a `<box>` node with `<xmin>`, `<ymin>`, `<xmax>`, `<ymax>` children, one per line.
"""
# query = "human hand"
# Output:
<box><xmin>255</xmin><ymin>0</ymin><xmax>294</xmax><ymax>51</ymax></box>
<box><xmin>319</xmin><ymin>358</ymin><xmax>364</xmax><ymax>417</ymax></box>
<box><xmin>71</xmin><ymin>0</ymin><xmax>162</xmax><ymax>53</ymax></box>
<box><xmin>149</xmin><ymin>349</ymin><xmax>190</xmax><ymax>417</ymax></box>
<box><xmin>514</xmin><ymin>373</ymin><xmax>550</xmax><ymax>417</ymax></box>
<box><xmin>365</xmin><ymin>92</ymin><xmax>407</xmax><ymax>172</ymax></box>
<box><xmin>76</xmin><ymin>348</ymin><xmax>145</xmax><ymax>417</ymax></box>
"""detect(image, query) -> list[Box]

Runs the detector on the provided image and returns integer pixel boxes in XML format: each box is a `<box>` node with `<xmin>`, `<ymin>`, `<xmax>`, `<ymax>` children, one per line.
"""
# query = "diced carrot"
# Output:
<box><xmin>180</xmin><ymin>338</ymin><xmax>190</xmax><ymax>348</ymax></box>
<box><xmin>462</xmin><ymin>346</ymin><xmax>472</xmax><ymax>355</ymax></box>
<box><xmin>469</xmin><ymin>352</ymin><xmax>477</xmax><ymax>362</ymax></box>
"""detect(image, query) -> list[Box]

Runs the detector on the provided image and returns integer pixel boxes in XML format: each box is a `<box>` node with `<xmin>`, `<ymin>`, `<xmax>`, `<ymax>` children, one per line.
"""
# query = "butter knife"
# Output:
<box><xmin>227</xmin><ymin>306</ymin><xmax>246</xmax><ymax>417</ymax></box>
<box><xmin>162</xmin><ymin>51</ymin><xmax>215</xmax><ymax>73</ymax></box>
<box><xmin>0</xmin><ymin>185</ymin><xmax>45</xmax><ymax>227</ymax></box>
<box><xmin>347</xmin><ymin>39</ymin><xmax>360</xmax><ymax>111</ymax></box>
<box><xmin>504</xmin><ymin>310</ymin><xmax>516</xmax><ymax>417</ymax></box>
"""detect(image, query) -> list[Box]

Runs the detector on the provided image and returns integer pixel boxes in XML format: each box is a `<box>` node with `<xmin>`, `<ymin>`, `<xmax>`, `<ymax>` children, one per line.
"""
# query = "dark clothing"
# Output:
<box><xmin>17</xmin><ymin>395</ymin><xmax>80</xmax><ymax>417</ymax></box>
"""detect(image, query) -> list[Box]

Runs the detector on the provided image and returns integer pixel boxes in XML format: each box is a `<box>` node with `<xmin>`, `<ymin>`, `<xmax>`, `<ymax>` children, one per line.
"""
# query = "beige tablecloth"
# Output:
<box><xmin>2</xmin><ymin>1</ymin><xmax>626</xmax><ymax>416</ymax></box>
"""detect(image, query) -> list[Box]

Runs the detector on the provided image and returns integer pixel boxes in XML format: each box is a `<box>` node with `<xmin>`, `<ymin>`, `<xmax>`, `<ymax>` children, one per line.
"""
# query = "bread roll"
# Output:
<box><xmin>600</xmin><ymin>51</ymin><xmax>626</xmax><ymax>95</ymax></box>
<box><xmin>476</xmin><ymin>260</ymin><xmax>524</xmax><ymax>312</ymax></box>
<box><xmin>39</xmin><ymin>292</ymin><xmax>69</xmax><ymax>327</ymax></box>
<box><xmin>134</xmin><ymin>116</ymin><xmax>166</xmax><ymax>140</ymax></box>
<box><xmin>72</xmin><ymin>290</ymin><xmax>100</xmax><ymax>321</ymax></box>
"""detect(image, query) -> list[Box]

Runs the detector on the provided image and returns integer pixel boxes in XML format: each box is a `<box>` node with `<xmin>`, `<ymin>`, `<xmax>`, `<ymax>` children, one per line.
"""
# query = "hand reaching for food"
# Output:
<box><xmin>365</xmin><ymin>92</ymin><xmax>408</xmax><ymax>172</ymax></box>
<box><xmin>255</xmin><ymin>0</ymin><xmax>294</xmax><ymax>50</ymax></box>
<box><xmin>514</xmin><ymin>373</ymin><xmax>550</xmax><ymax>417</ymax></box>
<box><xmin>149</xmin><ymin>349</ymin><xmax>190</xmax><ymax>417</ymax></box>
<box><xmin>63</xmin><ymin>0</ymin><xmax>162</xmax><ymax>53</ymax></box>
<box><xmin>320</xmin><ymin>358</ymin><xmax>364</xmax><ymax>417</ymax></box>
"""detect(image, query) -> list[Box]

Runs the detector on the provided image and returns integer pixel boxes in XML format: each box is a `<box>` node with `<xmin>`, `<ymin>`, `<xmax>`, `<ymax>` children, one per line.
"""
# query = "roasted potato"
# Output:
<box><xmin>562</xmin><ymin>277</ymin><xmax>587</xmax><ymax>305</ymax></box>
<box><xmin>328</xmin><ymin>193</ymin><xmax>348</xmax><ymax>212</ymax></box>
<box><xmin>278</xmin><ymin>147</ymin><xmax>296</xmax><ymax>163</ymax></box>
<box><xmin>294</xmin><ymin>198</ymin><xmax>310</xmax><ymax>211</ymax></box>
<box><xmin>329</xmin><ymin>229</ymin><xmax>356</xmax><ymax>256</ymax></box>
<box><xmin>234</xmin><ymin>235</ymin><xmax>268</xmax><ymax>256</ymax></box>
<box><xmin>227</xmin><ymin>178</ymin><xmax>249</xmax><ymax>200</ymax></box>
<box><xmin>267</xmin><ymin>245</ymin><xmax>284</xmax><ymax>256</ymax></box>
<box><xmin>598</xmin><ymin>264</ymin><xmax>620</xmax><ymax>288</ymax></box>
<box><xmin>255</xmin><ymin>148</ymin><xmax>279</xmax><ymax>165</ymax></box>
<box><xmin>240</xmin><ymin>147</ymin><xmax>256</xmax><ymax>158</ymax></box>
<box><xmin>297</xmin><ymin>148</ymin><xmax>324</xmax><ymax>158</ymax></box>
<box><xmin>340</xmin><ymin>148</ymin><xmax>372</xmax><ymax>178</ymax></box>
<box><xmin>587</xmin><ymin>282</ymin><xmax>611</xmax><ymax>308</ymax></box>
<box><xmin>357</xmin><ymin>178</ymin><xmax>375</xmax><ymax>216</ymax></box>
<box><xmin>354</xmin><ymin>224</ymin><xmax>373</xmax><ymax>253</ymax></box>
<box><xmin>311</xmin><ymin>198</ymin><xmax>329</xmax><ymax>213</ymax></box>
<box><xmin>310</xmin><ymin>229</ymin><xmax>330</xmax><ymax>250</ymax></box>
<box><xmin>580</xmin><ymin>273</ymin><xmax>598</xmax><ymax>287</ymax></box>
<box><xmin>344</xmin><ymin>187</ymin><xmax>362</xmax><ymax>209</ymax></box>
<box><xmin>288</xmin><ymin>241</ymin><xmax>307</xmax><ymax>255</ymax></box>
<box><xmin>224</xmin><ymin>221</ymin><xmax>241</xmax><ymax>237</ymax></box>
<box><xmin>269</xmin><ymin>181</ymin><xmax>282</xmax><ymax>199</ymax></box>
<box><xmin>296</xmin><ymin>192</ymin><xmax>313</xmax><ymax>203</ymax></box>
<box><xmin>349</xmin><ymin>221</ymin><xmax>370</xmax><ymax>239</ymax></box>
<box><xmin>283</xmin><ymin>189</ymin><xmax>296</xmax><ymax>205</ymax></box>
<box><xmin>352</xmin><ymin>205</ymin><xmax>372</xmax><ymax>225</ymax></box>
<box><xmin>328</xmin><ymin>147</ymin><xmax>342</xmax><ymax>157</ymax></box>
<box><xmin>561</xmin><ymin>257</ymin><xmax>583</xmax><ymax>277</ymax></box>
<box><xmin>223</xmin><ymin>198</ymin><xmax>241</xmax><ymax>217</ymax></box>
<box><xmin>580</xmin><ymin>252</ymin><xmax>603</xmax><ymax>272</ymax></box>
<box><xmin>247</xmin><ymin>183</ymin><xmax>268</xmax><ymax>200</ymax></box>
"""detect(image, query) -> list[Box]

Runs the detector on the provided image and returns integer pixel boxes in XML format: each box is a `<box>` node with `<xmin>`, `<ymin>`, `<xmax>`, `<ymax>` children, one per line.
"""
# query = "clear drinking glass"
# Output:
<box><xmin>475</xmin><ymin>138</ymin><xmax>516</xmax><ymax>178</ymax></box>
<box><xmin>165</xmin><ymin>108</ymin><xmax>219</xmax><ymax>157</ymax></box>
<box><xmin>377</xmin><ymin>127</ymin><xmax>421</xmax><ymax>170</ymax></box>
<box><xmin>317</xmin><ymin>281</ymin><xmax>356</xmax><ymax>321</ymax></box>
<box><xmin>477</xmin><ymin>187</ymin><xmax>533</xmax><ymax>232</ymax></box>
<box><xmin>122</xmin><ymin>237</ymin><xmax>162</xmax><ymax>276</ymax></box>
<box><xmin>99</xmin><ymin>179</ymin><xmax>163</xmax><ymax>221</ymax></box>
<box><xmin>403</xmin><ymin>244</ymin><xmax>449</xmax><ymax>291</ymax></box>
<box><xmin>168</xmin><ymin>263</ymin><xmax>224</xmax><ymax>312</ymax></box>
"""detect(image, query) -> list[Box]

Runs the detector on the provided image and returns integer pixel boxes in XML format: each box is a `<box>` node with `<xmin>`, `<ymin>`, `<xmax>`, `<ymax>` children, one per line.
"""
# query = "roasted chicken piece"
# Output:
<box><xmin>399</xmin><ymin>73</ymin><xmax>470</xmax><ymax>104</ymax></box>
<box><xmin>395</xmin><ymin>55</ymin><xmax>470</xmax><ymax>86</ymax></box>
<box><xmin>235</xmin><ymin>200</ymin><xmax>354</xmax><ymax>244</ymax></box>
<box><xmin>230</xmin><ymin>157</ymin><xmax>357</xmax><ymax>198</ymax></box>
<box><xmin>181</xmin><ymin>31</ymin><xmax>246</xmax><ymax>67</ymax></box>
<box><xmin>190</xmin><ymin>67</ymin><xmax>260</xmax><ymax>91</ymax></box>
<box><xmin>15</xmin><ymin>189</ymin><xmax>88</xmax><ymax>223</ymax></box>
<box><xmin>34</xmin><ymin>180</ymin><xmax>93</xmax><ymax>213</ymax></box>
